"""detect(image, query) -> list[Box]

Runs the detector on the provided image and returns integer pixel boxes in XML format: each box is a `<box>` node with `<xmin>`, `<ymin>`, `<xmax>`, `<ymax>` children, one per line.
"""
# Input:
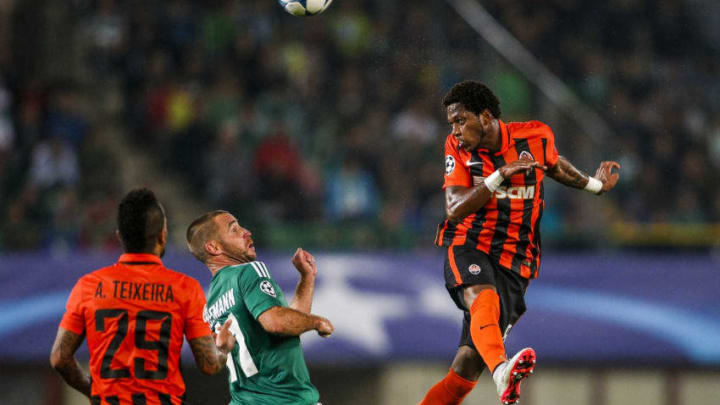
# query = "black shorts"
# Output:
<box><xmin>443</xmin><ymin>245</ymin><xmax>529</xmax><ymax>351</ymax></box>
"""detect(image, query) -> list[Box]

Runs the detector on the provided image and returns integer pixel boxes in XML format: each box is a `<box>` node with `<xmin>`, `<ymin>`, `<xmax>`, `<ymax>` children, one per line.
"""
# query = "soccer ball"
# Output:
<box><xmin>278</xmin><ymin>0</ymin><xmax>333</xmax><ymax>17</ymax></box>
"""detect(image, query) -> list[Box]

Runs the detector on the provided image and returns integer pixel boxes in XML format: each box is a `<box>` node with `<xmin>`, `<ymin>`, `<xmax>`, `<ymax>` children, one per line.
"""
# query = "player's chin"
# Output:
<box><xmin>460</xmin><ymin>140</ymin><xmax>475</xmax><ymax>152</ymax></box>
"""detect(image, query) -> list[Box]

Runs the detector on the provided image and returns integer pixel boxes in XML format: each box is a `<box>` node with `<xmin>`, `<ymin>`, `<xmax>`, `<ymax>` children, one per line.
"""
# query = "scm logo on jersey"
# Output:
<box><xmin>495</xmin><ymin>185</ymin><xmax>535</xmax><ymax>199</ymax></box>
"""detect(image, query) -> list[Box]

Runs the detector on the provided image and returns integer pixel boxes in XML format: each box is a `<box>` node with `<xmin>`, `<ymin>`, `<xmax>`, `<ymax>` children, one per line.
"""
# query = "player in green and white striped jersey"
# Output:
<box><xmin>186</xmin><ymin>210</ymin><xmax>333</xmax><ymax>405</ymax></box>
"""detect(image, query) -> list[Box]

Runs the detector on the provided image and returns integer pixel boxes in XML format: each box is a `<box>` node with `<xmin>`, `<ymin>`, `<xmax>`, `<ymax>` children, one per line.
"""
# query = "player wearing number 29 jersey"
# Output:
<box><xmin>204</xmin><ymin>262</ymin><xmax>318</xmax><ymax>404</ymax></box>
<box><xmin>59</xmin><ymin>254</ymin><xmax>210</xmax><ymax>404</ymax></box>
<box><xmin>51</xmin><ymin>189</ymin><xmax>231</xmax><ymax>405</ymax></box>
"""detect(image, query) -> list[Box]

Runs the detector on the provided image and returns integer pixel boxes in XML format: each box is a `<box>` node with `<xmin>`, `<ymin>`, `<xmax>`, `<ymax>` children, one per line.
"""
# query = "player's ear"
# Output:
<box><xmin>205</xmin><ymin>240</ymin><xmax>222</xmax><ymax>256</ymax></box>
<box><xmin>479</xmin><ymin>109</ymin><xmax>494</xmax><ymax>125</ymax></box>
<box><xmin>158</xmin><ymin>226</ymin><xmax>167</xmax><ymax>246</ymax></box>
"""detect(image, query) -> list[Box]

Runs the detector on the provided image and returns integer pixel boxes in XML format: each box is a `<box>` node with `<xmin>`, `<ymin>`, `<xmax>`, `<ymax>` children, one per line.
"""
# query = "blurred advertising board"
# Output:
<box><xmin>1</xmin><ymin>249</ymin><xmax>718</xmax><ymax>366</ymax></box>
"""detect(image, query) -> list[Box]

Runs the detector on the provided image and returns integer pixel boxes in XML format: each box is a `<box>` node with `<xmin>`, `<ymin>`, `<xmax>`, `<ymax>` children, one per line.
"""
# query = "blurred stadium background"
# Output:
<box><xmin>0</xmin><ymin>0</ymin><xmax>719</xmax><ymax>404</ymax></box>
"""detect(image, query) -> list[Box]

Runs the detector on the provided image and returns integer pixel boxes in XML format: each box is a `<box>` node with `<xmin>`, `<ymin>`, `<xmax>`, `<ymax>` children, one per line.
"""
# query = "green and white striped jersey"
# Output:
<box><xmin>204</xmin><ymin>261</ymin><xmax>319</xmax><ymax>405</ymax></box>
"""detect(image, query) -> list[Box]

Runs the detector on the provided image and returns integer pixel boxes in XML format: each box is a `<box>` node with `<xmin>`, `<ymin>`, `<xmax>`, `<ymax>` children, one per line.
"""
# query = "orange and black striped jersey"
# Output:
<box><xmin>59</xmin><ymin>253</ymin><xmax>211</xmax><ymax>404</ymax></box>
<box><xmin>437</xmin><ymin>120</ymin><xmax>559</xmax><ymax>280</ymax></box>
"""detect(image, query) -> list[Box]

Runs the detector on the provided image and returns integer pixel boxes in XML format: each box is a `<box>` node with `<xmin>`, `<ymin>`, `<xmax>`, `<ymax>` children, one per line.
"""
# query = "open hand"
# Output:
<box><xmin>291</xmin><ymin>248</ymin><xmax>317</xmax><ymax>278</ymax></box>
<box><xmin>215</xmin><ymin>318</ymin><xmax>235</xmax><ymax>355</ymax></box>
<box><xmin>594</xmin><ymin>161</ymin><xmax>621</xmax><ymax>193</ymax></box>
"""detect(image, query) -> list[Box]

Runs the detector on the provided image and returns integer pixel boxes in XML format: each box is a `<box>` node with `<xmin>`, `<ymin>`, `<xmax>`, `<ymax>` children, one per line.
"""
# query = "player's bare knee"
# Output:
<box><xmin>463</xmin><ymin>284</ymin><xmax>496</xmax><ymax>308</ymax></box>
<box><xmin>451</xmin><ymin>346</ymin><xmax>483</xmax><ymax>380</ymax></box>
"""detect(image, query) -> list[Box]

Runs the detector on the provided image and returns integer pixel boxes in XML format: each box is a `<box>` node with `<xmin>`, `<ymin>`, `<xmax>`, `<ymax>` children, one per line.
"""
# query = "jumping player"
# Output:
<box><xmin>50</xmin><ymin>188</ymin><xmax>234</xmax><ymax>404</ymax></box>
<box><xmin>186</xmin><ymin>210</ymin><xmax>334</xmax><ymax>405</ymax></box>
<box><xmin>420</xmin><ymin>81</ymin><xmax>620</xmax><ymax>405</ymax></box>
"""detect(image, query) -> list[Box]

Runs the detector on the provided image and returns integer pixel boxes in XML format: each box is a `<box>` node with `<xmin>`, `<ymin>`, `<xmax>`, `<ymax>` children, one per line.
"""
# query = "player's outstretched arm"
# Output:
<box><xmin>446</xmin><ymin>157</ymin><xmax>544</xmax><ymax>221</ymax></box>
<box><xmin>258</xmin><ymin>306</ymin><xmax>333</xmax><ymax>338</ymax></box>
<box><xmin>546</xmin><ymin>156</ymin><xmax>620</xmax><ymax>194</ymax></box>
<box><xmin>290</xmin><ymin>248</ymin><xmax>317</xmax><ymax>314</ymax></box>
<box><xmin>50</xmin><ymin>328</ymin><xmax>91</xmax><ymax>398</ymax></box>
<box><xmin>188</xmin><ymin>319</ymin><xmax>234</xmax><ymax>375</ymax></box>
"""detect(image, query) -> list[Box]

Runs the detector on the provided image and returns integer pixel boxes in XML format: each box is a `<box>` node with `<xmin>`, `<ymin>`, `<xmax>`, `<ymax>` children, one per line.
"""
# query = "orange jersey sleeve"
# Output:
<box><xmin>59</xmin><ymin>277</ymin><xmax>87</xmax><ymax>335</ymax></box>
<box><xmin>443</xmin><ymin>135</ymin><xmax>472</xmax><ymax>189</ymax></box>
<box><xmin>183</xmin><ymin>278</ymin><xmax>212</xmax><ymax>340</ymax></box>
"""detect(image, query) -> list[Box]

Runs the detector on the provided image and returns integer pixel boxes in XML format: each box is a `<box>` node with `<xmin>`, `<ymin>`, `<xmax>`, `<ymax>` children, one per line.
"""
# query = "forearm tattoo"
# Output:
<box><xmin>548</xmin><ymin>156</ymin><xmax>589</xmax><ymax>189</ymax></box>
<box><xmin>189</xmin><ymin>335</ymin><xmax>225</xmax><ymax>374</ymax></box>
<box><xmin>51</xmin><ymin>330</ymin><xmax>91</xmax><ymax>397</ymax></box>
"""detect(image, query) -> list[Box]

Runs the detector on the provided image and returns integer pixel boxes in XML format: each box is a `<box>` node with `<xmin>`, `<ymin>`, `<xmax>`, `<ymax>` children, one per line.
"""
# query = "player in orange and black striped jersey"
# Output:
<box><xmin>50</xmin><ymin>189</ymin><xmax>235</xmax><ymax>405</ymax></box>
<box><xmin>421</xmin><ymin>81</ymin><xmax>620</xmax><ymax>405</ymax></box>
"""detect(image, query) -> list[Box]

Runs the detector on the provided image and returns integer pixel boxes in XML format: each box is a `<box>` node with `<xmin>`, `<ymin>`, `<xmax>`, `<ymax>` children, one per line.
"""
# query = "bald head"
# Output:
<box><xmin>186</xmin><ymin>210</ymin><xmax>228</xmax><ymax>263</ymax></box>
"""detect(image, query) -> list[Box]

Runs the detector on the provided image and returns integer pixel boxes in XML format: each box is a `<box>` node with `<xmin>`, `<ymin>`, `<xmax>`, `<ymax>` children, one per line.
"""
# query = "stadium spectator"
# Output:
<box><xmin>28</xmin><ymin>135</ymin><xmax>79</xmax><ymax>189</ymax></box>
<box><xmin>325</xmin><ymin>156</ymin><xmax>380</xmax><ymax>221</ymax></box>
<box><xmin>253</xmin><ymin>125</ymin><xmax>320</xmax><ymax>221</ymax></box>
<box><xmin>0</xmin><ymin>197</ymin><xmax>43</xmax><ymax>251</ymax></box>
<box><xmin>0</xmin><ymin>80</ymin><xmax>14</xmax><ymax>165</ymax></box>
<box><xmin>391</xmin><ymin>98</ymin><xmax>440</xmax><ymax>146</ymax></box>
<box><xmin>84</xmin><ymin>0</ymin><xmax>128</xmax><ymax>75</ymax></box>
<box><xmin>204</xmin><ymin>118</ymin><xmax>257</xmax><ymax>211</ymax></box>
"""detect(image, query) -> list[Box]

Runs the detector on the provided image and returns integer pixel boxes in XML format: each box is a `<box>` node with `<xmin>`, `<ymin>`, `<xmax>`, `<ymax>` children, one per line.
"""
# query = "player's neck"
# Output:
<box><xmin>123</xmin><ymin>246</ymin><xmax>163</xmax><ymax>257</ymax></box>
<box><xmin>206</xmin><ymin>255</ymin><xmax>248</xmax><ymax>276</ymax></box>
<box><xmin>486</xmin><ymin>120</ymin><xmax>502</xmax><ymax>152</ymax></box>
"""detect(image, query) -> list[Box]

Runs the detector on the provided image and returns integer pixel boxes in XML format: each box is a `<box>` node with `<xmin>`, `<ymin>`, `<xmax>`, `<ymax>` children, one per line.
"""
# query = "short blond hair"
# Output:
<box><xmin>186</xmin><ymin>210</ymin><xmax>228</xmax><ymax>263</ymax></box>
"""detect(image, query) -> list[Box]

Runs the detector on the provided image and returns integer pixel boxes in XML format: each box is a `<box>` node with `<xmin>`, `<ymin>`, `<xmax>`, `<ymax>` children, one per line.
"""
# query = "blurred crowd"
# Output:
<box><xmin>1</xmin><ymin>0</ymin><xmax>718</xmax><ymax>252</ymax></box>
<box><xmin>0</xmin><ymin>78</ymin><xmax>123</xmax><ymax>253</ymax></box>
<box><xmin>484</xmin><ymin>0</ymin><xmax>720</xmax><ymax>225</ymax></box>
